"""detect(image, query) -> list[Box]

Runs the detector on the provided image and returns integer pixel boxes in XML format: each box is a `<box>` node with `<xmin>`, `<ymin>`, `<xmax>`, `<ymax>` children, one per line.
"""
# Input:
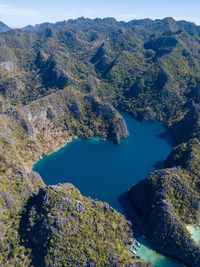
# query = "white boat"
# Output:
<box><xmin>131</xmin><ymin>249</ymin><xmax>137</xmax><ymax>254</ymax></box>
<box><xmin>135</xmin><ymin>241</ymin><xmax>141</xmax><ymax>247</ymax></box>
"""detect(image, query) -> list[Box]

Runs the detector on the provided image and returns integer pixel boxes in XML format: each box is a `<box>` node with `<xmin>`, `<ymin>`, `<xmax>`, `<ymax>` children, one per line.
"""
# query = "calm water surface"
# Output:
<box><xmin>33</xmin><ymin>112</ymin><xmax>183</xmax><ymax>266</ymax></box>
<box><xmin>187</xmin><ymin>225</ymin><xmax>200</xmax><ymax>245</ymax></box>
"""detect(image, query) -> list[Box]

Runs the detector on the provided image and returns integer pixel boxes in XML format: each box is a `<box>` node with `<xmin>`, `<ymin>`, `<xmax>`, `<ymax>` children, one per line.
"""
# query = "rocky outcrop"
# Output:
<box><xmin>166</xmin><ymin>138</ymin><xmax>200</xmax><ymax>170</ymax></box>
<box><xmin>20</xmin><ymin>183</ymin><xmax>136</xmax><ymax>267</ymax></box>
<box><xmin>108</xmin><ymin>115</ymin><xmax>129</xmax><ymax>144</ymax></box>
<box><xmin>135</xmin><ymin>107</ymin><xmax>157</xmax><ymax>122</ymax></box>
<box><xmin>91</xmin><ymin>43</ymin><xmax>114</xmax><ymax>76</ymax></box>
<box><xmin>128</xmin><ymin>128</ymin><xmax>200</xmax><ymax>266</ymax></box>
<box><xmin>1</xmin><ymin>16</ymin><xmax>200</xmax><ymax>266</ymax></box>
<box><xmin>0</xmin><ymin>90</ymin><xmax>131</xmax><ymax>266</ymax></box>
<box><xmin>4</xmin><ymin>88</ymin><xmax>128</xmax><ymax>150</ymax></box>
<box><xmin>84</xmin><ymin>95</ymin><xmax>129</xmax><ymax>143</ymax></box>
<box><xmin>170</xmin><ymin>101</ymin><xmax>200</xmax><ymax>143</ymax></box>
<box><xmin>36</xmin><ymin>52</ymin><xmax>71</xmax><ymax>89</ymax></box>
<box><xmin>144</xmin><ymin>36</ymin><xmax>178</xmax><ymax>57</ymax></box>
<box><xmin>128</xmin><ymin>168</ymin><xmax>200</xmax><ymax>266</ymax></box>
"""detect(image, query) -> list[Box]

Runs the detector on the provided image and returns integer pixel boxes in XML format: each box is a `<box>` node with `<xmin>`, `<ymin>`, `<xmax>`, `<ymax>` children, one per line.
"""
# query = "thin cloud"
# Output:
<box><xmin>0</xmin><ymin>4</ymin><xmax>40</xmax><ymax>17</ymax></box>
<box><xmin>116</xmin><ymin>13</ymin><xmax>143</xmax><ymax>21</ymax></box>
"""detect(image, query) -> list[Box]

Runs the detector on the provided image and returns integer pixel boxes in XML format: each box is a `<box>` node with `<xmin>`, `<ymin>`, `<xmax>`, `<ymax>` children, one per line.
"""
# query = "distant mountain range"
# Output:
<box><xmin>0</xmin><ymin>16</ymin><xmax>200</xmax><ymax>267</ymax></box>
<box><xmin>2</xmin><ymin>16</ymin><xmax>200</xmax><ymax>33</ymax></box>
<box><xmin>22</xmin><ymin>24</ymin><xmax>35</xmax><ymax>31</ymax></box>
<box><xmin>0</xmin><ymin>21</ymin><xmax>11</xmax><ymax>32</ymax></box>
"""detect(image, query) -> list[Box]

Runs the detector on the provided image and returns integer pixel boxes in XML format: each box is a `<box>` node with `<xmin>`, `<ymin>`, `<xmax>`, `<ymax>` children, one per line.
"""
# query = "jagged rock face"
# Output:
<box><xmin>3</xmin><ymin>89</ymin><xmax>128</xmax><ymax>155</ymax></box>
<box><xmin>36</xmin><ymin>52</ymin><xmax>71</xmax><ymax>89</ymax></box>
<box><xmin>128</xmin><ymin>168</ymin><xmax>200</xmax><ymax>266</ymax></box>
<box><xmin>135</xmin><ymin>107</ymin><xmax>157</xmax><ymax>122</ymax></box>
<box><xmin>129</xmin><ymin>128</ymin><xmax>200</xmax><ymax>266</ymax></box>
<box><xmin>166</xmin><ymin>138</ymin><xmax>200</xmax><ymax>197</ymax></box>
<box><xmin>166</xmin><ymin>138</ymin><xmax>200</xmax><ymax>169</ymax></box>
<box><xmin>0</xmin><ymin>90</ymin><xmax>130</xmax><ymax>266</ymax></box>
<box><xmin>87</xmin><ymin>96</ymin><xmax>129</xmax><ymax>143</ymax></box>
<box><xmin>0</xmin><ymin>15</ymin><xmax>199</xmax><ymax>122</ymax></box>
<box><xmin>20</xmin><ymin>184</ymin><xmax>135</xmax><ymax>267</ymax></box>
<box><xmin>170</xmin><ymin>101</ymin><xmax>200</xmax><ymax>143</ymax></box>
<box><xmin>1</xmin><ymin>16</ymin><xmax>200</xmax><ymax>266</ymax></box>
<box><xmin>144</xmin><ymin>36</ymin><xmax>178</xmax><ymax>57</ymax></box>
<box><xmin>108</xmin><ymin>115</ymin><xmax>129</xmax><ymax>144</ymax></box>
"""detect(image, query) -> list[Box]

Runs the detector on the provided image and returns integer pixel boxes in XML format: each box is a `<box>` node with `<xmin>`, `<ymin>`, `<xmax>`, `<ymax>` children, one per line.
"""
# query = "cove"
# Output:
<box><xmin>33</xmin><ymin>112</ymin><xmax>182</xmax><ymax>267</ymax></box>
<box><xmin>187</xmin><ymin>225</ymin><xmax>200</xmax><ymax>245</ymax></box>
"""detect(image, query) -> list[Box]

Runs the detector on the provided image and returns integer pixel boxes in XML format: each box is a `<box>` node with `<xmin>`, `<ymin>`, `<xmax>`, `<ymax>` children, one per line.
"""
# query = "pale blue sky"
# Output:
<box><xmin>1</xmin><ymin>0</ymin><xmax>200</xmax><ymax>28</ymax></box>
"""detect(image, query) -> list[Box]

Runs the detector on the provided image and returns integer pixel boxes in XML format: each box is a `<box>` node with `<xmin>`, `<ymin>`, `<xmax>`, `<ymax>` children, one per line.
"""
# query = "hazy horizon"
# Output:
<box><xmin>1</xmin><ymin>0</ymin><xmax>200</xmax><ymax>28</ymax></box>
<box><xmin>3</xmin><ymin>16</ymin><xmax>200</xmax><ymax>30</ymax></box>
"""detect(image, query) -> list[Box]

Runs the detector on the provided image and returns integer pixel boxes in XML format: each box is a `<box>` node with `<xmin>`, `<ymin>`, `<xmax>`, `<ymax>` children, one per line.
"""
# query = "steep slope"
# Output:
<box><xmin>129</xmin><ymin>167</ymin><xmax>200</xmax><ymax>266</ymax></box>
<box><xmin>0</xmin><ymin>17</ymin><xmax>200</xmax><ymax>266</ymax></box>
<box><xmin>0</xmin><ymin>86</ymin><xmax>130</xmax><ymax>266</ymax></box>
<box><xmin>0</xmin><ymin>21</ymin><xmax>11</xmax><ymax>33</ymax></box>
<box><xmin>22</xmin><ymin>25</ymin><xmax>35</xmax><ymax>31</ymax></box>
<box><xmin>20</xmin><ymin>184</ymin><xmax>135</xmax><ymax>266</ymax></box>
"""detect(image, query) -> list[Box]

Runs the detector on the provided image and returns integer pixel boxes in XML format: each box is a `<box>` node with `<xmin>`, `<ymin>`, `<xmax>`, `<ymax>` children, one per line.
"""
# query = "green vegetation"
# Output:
<box><xmin>0</xmin><ymin>16</ymin><xmax>200</xmax><ymax>266</ymax></box>
<box><xmin>20</xmin><ymin>184</ymin><xmax>136</xmax><ymax>266</ymax></box>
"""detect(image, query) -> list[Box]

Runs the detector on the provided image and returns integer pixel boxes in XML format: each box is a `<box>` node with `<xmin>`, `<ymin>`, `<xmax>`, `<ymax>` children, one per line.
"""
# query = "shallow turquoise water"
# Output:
<box><xmin>187</xmin><ymin>225</ymin><xmax>200</xmax><ymax>245</ymax></box>
<box><xmin>33</xmin><ymin>112</ymin><xmax>183</xmax><ymax>266</ymax></box>
<box><xmin>136</xmin><ymin>237</ymin><xmax>182</xmax><ymax>267</ymax></box>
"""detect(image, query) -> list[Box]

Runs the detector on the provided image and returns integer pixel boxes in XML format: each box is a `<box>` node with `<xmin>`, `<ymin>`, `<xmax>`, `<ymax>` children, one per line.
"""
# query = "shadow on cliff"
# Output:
<box><xmin>18</xmin><ymin>194</ymin><xmax>46</xmax><ymax>267</ymax></box>
<box><xmin>118</xmin><ymin>191</ymin><xmax>144</xmax><ymax>235</ymax></box>
<box><xmin>156</xmin><ymin>130</ymin><xmax>176</xmax><ymax>147</ymax></box>
<box><xmin>118</xmin><ymin>191</ymin><xmax>159</xmax><ymax>252</ymax></box>
<box><xmin>153</xmin><ymin>160</ymin><xmax>165</xmax><ymax>170</ymax></box>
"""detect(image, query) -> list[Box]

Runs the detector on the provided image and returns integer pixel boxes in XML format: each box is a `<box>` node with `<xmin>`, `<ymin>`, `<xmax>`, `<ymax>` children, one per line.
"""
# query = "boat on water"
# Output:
<box><xmin>130</xmin><ymin>239</ymin><xmax>141</xmax><ymax>255</ymax></box>
<box><xmin>131</xmin><ymin>249</ymin><xmax>137</xmax><ymax>255</ymax></box>
<box><xmin>135</xmin><ymin>240</ymin><xmax>141</xmax><ymax>247</ymax></box>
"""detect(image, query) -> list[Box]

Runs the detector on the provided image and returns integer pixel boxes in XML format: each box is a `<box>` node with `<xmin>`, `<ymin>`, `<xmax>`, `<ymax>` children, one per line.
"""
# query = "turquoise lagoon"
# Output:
<box><xmin>33</xmin><ymin>112</ymin><xmax>183</xmax><ymax>266</ymax></box>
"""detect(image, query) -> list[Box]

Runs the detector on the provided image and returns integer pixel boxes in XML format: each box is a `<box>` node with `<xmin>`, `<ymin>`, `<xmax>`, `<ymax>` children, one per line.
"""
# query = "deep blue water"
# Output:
<box><xmin>33</xmin><ymin>112</ymin><xmax>184</xmax><ymax>266</ymax></box>
<box><xmin>33</xmin><ymin>112</ymin><xmax>175</xmax><ymax>213</ymax></box>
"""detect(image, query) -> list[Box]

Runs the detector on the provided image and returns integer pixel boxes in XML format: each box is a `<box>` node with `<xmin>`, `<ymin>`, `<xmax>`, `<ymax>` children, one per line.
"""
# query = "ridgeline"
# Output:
<box><xmin>0</xmin><ymin>17</ymin><xmax>200</xmax><ymax>266</ymax></box>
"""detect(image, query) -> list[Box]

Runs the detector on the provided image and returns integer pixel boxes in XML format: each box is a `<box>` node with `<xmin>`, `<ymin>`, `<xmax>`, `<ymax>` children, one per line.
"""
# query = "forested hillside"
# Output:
<box><xmin>0</xmin><ymin>17</ymin><xmax>200</xmax><ymax>266</ymax></box>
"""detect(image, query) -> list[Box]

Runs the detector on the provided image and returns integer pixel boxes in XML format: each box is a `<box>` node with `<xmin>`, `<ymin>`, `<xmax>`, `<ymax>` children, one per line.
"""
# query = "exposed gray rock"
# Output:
<box><xmin>1</xmin><ymin>60</ymin><xmax>14</xmax><ymax>71</ymax></box>
<box><xmin>108</xmin><ymin>115</ymin><xmax>129</xmax><ymax>144</ymax></box>
<box><xmin>128</xmin><ymin>168</ymin><xmax>200</xmax><ymax>266</ymax></box>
